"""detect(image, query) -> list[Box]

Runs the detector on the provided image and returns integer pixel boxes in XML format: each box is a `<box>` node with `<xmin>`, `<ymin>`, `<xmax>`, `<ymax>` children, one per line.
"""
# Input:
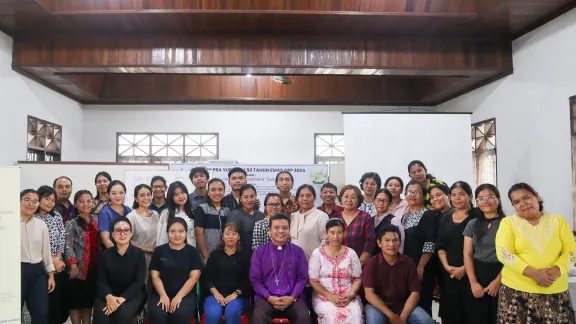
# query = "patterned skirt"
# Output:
<box><xmin>497</xmin><ymin>284</ymin><xmax>576</xmax><ymax>324</ymax></box>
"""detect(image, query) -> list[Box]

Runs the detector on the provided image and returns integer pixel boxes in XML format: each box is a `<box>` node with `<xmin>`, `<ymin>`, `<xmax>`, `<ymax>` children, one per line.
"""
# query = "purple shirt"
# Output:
<box><xmin>250</xmin><ymin>242</ymin><xmax>308</xmax><ymax>301</ymax></box>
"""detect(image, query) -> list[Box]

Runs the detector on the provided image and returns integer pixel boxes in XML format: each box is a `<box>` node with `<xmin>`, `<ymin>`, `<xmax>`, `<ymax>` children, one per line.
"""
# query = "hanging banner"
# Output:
<box><xmin>0</xmin><ymin>166</ymin><xmax>21</xmax><ymax>323</ymax></box>
<box><xmin>169</xmin><ymin>164</ymin><xmax>330</xmax><ymax>206</ymax></box>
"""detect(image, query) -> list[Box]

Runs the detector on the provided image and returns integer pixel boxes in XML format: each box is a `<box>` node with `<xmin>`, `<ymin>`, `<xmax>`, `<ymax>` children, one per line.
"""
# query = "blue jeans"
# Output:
<box><xmin>203</xmin><ymin>295</ymin><xmax>249</xmax><ymax>324</ymax></box>
<box><xmin>365</xmin><ymin>304</ymin><xmax>435</xmax><ymax>324</ymax></box>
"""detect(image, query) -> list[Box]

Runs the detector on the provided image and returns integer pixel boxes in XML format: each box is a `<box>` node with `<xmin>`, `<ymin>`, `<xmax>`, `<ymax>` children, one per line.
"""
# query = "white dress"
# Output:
<box><xmin>309</xmin><ymin>246</ymin><xmax>364</xmax><ymax>324</ymax></box>
<box><xmin>156</xmin><ymin>209</ymin><xmax>196</xmax><ymax>247</ymax></box>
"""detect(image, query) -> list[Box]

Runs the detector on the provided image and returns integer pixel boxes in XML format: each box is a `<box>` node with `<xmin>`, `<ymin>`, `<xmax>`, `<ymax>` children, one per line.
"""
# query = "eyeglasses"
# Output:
<box><xmin>476</xmin><ymin>195</ymin><xmax>496</xmax><ymax>203</ymax></box>
<box><xmin>266</xmin><ymin>203</ymin><xmax>282</xmax><ymax>209</ymax></box>
<box><xmin>375</xmin><ymin>199</ymin><xmax>390</xmax><ymax>204</ymax></box>
<box><xmin>77</xmin><ymin>199</ymin><xmax>93</xmax><ymax>205</ymax></box>
<box><xmin>22</xmin><ymin>198</ymin><xmax>40</xmax><ymax>206</ymax></box>
<box><xmin>224</xmin><ymin>231</ymin><xmax>239</xmax><ymax>237</ymax></box>
<box><xmin>512</xmin><ymin>195</ymin><xmax>536</xmax><ymax>206</ymax></box>
<box><xmin>113</xmin><ymin>229</ymin><xmax>131</xmax><ymax>235</ymax></box>
<box><xmin>406</xmin><ymin>190</ymin><xmax>422</xmax><ymax>197</ymax></box>
<box><xmin>152</xmin><ymin>185</ymin><xmax>165</xmax><ymax>190</ymax></box>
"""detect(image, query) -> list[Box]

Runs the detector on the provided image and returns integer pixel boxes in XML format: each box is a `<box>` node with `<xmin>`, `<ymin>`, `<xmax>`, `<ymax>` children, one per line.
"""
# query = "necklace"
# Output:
<box><xmin>270</xmin><ymin>246</ymin><xmax>287</xmax><ymax>286</ymax></box>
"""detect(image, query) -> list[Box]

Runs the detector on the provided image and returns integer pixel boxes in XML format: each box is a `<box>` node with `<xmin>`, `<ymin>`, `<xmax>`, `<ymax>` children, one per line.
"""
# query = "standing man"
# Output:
<box><xmin>150</xmin><ymin>176</ymin><xmax>167</xmax><ymax>214</ymax></box>
<box><xmin>189</xmin><ymin>166</ymin><xmax>209</xmax><ymax>209</ymax></box>
<box><xmin>53</xmin><ymin>176</ymin><xmax>75</xmax><ymax>222</ymax></box>
<box><xmin>276</xmin><ymin>171</ymin><xmax>298</xmax><ymax>214</ymax></box>
<box><xmin>317</xmin><ymin>183</ymin><xmax>343</xmax><ymax>217</ymax></box>
<box><xmin>222</xmin><ymin>167</ymin><xmax>248</xmax><ymax>211</ymax></box>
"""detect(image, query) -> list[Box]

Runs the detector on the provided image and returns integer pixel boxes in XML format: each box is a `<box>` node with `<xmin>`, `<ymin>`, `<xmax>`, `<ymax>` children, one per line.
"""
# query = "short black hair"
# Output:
<box><xmin>112</xmin><ymin>216</ymin><xmax>132</xmax><ymax>230</ymax></box>
<box><xmin>189</xmin><ymin>167</ymin><xmax>210</xmax><ymax>180</ymax></box>
<box><xmin>375</xmin><ymin>188</ymin><xmax>392</xmax><ymax>201</ymax></box>
<box><xmin>296</xmin><ymin>184</ymin><xmax>316</xmax><ymax>199</ymax></box>
<box><xmin>268</xmin><ymin>212</ymin><xmax>291</xmax><ymax>228</ymax></box>
<box><xmin>228</xmin><ymin>167</ymin><xmax>247</xmax><ymax>179</ymax></box>
<box><xmin>320</xmin><ymin>183</ymin><xmax>338</xmax><ymax>192</ymax></box>
<box><xmin>275</xmin><ymin>171</ymin><xmax>294</xmax><ymax>183</ymax></box>
<box><xmin>325</xmin><ymin>218</ymin><xmax>346</xmax><ymax>232</ymax></box>
<box><xmin>384</xmin><ymin>176</ymin><xmax>404</xmax><ymax>190</ymax></box>
<box><xmin>53</xmin><ymin>176</ymin><xmax>73</xmax><ymax>188</ymax></box>
<box><xmin>359</xmin><ymin>172</ymin><xmax>382</xmax><ymax>192</ymax></box>
<box><xmin>37</xmin><ymin>185</ymin><xmax>57</xmax><ymax>216</ymax></box>
<box><xmin>150</xmin><ymin>175</ymin><xmax>167</xmax><ymax>187</ymax></box>
<box><xmin>107</xmin><ymin>180</ymin><xmax>127</xmax><ymax>194</ymax></box>
<box><xmin>405</xmin><ymin>180</ymin><xmax>426</xmax><ymax>195</ymax></box>
<box><xmin>377</xmin><ymin>224</ymin><xmax>402</xmax><ymax>241</ymax></box>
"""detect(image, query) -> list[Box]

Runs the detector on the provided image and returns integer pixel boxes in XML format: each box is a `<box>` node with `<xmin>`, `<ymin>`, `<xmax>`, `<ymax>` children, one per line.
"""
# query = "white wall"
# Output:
<box><xmin>437</xmin><ymin>8</ymin><xmax>576</xmax><ymax>226</ymax></box>
<box><xmin>0</xmin><ymin>32</ymin><xmax>84</xmax><ymax>166</ymax></box>
<box><xmin>82</xmin><ymin>106</ymin><xmax>432</xmax><ymax>164</ymax></box>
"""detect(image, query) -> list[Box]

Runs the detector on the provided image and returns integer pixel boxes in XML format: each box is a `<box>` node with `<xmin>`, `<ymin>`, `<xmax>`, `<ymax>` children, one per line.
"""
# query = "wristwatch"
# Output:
<box><xmin>233</xmin><ymin>290</ymin><xmax>242</xmax><ymax>296</ymax></box>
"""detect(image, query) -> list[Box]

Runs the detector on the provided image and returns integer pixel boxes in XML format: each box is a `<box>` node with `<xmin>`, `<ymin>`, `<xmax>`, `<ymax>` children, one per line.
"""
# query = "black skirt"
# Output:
<box><xmin>464</xmin><ymin>259</ymin><xmax>502</xmax><ymax>324</ymax></box>
<box><xmin>65</xmin><ymin>269</ymin><xmax>97</xmax><ymax>309</ymax></box>
<box><xmin>438</xmin><ymin>264</ymin><xmax>469</xmax><ymax>322</ymax></box>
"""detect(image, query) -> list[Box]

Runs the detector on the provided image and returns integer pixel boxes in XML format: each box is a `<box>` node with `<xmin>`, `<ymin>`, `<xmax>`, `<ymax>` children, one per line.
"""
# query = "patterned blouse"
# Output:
<box><xmin>360</xmin><ymin>201</ymin><xmax>376</xmax><ymax>216</ymax></box>
<box><xmin>252</xmin><ymin>218</ymin><xmax>271</xmax><ymax>250</ymax></box>
<box><xmin>401</xmin><ymin>208</ymin><xmax>437</xmax><ymax>265</ymax></box>
<box><xmin>33</xmin><ymin>211</ymin><xmax>66</xmax><ymax>256</ymax></box>
<box><xmin>282</xmin><ymin>195</ymin><xmax>299</xmax><ymax>215</ymax></box>
<box><xmin>64</xmin><ymin>214</ymin><xmax>100</xmax><ymax>280</ymax></box>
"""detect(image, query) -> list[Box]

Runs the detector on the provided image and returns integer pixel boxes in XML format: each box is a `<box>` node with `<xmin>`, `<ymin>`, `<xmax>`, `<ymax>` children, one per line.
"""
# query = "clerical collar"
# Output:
<box><xmin>272</xmin><ymin>242</ymin><xmax>287</xmax><ymax>250</ymax></box>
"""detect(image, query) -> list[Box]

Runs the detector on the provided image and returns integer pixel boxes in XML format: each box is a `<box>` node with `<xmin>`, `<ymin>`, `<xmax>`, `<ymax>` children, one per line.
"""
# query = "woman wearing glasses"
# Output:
<box><xmin>401</xmin><ymin>180</ymin><xmax>438</xmax><ymax>316</ymax></box>
<box><xmin>21</xmin><ymin>189</ymin><xmax>55</xmax><ymax>324</ymax></box>
<box><xmin>33</xmin><ymin>186</ymin><xmax>67</xmax><ymax>324</ymax></box>
<box><xmin>436</xmin><ymin>181</ymin><xmax>477</xmax><ymax>323</ymax></box>
<box><xmin>496</xmin><ymin>183</ymin><xmax>576</xmax><ymax>323</ymax></box>
<box><xmin>462</xmin><ymin>184</ymin><xmax>505</xmax><ymax>324</ymax></box>
<box><xmin>64</xmin><ymin>190</ymin><xmax>100</xmax><ymax>324</ymax></box>
<box><xmin>252</xmin><ymin>193</ymin><xmax>283</xmax><ymax>250</ymax></box>
<box><xmin>201</xmin><ymin>223</ymin><xmax>251</xmax><ymax>324</ymax></box>
<box><xmin>93</xmin><ymin>217</ymin><xmax>147</xmax><ymax>324</ymax></box>
<box><xmin>373</xmin><ymin>188</ymin><xmax>404</xmax><ymax>255</ymax></box>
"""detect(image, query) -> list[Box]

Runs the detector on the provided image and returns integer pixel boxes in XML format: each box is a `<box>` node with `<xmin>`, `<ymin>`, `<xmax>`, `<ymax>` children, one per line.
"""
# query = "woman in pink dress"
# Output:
<box><xmin>309</xmin><ymin>218</ymin><xmax>363</xmax><ymax>324</ymax></box>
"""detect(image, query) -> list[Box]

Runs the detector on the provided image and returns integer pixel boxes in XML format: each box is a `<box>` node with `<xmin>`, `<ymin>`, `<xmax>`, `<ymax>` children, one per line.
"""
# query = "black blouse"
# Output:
<box><xmin>149</xmin><ymin>244</ymin><xmax>203</xmax><ymax>298</ymax></box>
<box><xmin>436</xmin><ymin>210</ymin><xmax>476</xmax><ymax>267</ymax></box>
<box><xmin>201</xmin><ymin>248</ymin><xmax>252</xmax><ymax>297</ymax></box>
<box><xmin>96</xmin><ymin>245</ymin><xmax>146</xmax><ymax>300</ymax></box>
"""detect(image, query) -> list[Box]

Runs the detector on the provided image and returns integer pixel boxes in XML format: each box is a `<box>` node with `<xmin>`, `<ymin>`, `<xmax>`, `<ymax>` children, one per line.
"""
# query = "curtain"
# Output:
<box><xmin>473</xmin><ymin>149</ymin><xmax>497</xmax><ymax>187</ymax></box>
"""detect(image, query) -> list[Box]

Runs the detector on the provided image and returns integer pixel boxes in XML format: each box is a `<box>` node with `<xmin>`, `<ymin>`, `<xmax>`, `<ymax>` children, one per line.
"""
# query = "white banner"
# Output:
<box><xmin>144</xmin><ymin>164</ymin><xmax>330</xmax><ymax>207</ymax></box>
<box><xmin>0</xmin><ymin>166</ymin><xmax>21</xmax><ymax>323</ymax></box>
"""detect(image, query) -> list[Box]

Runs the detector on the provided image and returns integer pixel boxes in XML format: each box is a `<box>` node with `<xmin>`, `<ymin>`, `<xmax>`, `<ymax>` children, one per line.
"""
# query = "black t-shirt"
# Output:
<box><xmin>149</xmin><ymin>244</ymin><xmax>203</xmax><ymax>298</ymax></box>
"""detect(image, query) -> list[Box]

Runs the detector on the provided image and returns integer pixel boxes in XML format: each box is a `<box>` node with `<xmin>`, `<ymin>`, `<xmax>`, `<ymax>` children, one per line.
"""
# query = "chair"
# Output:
<box><xmin>200</xmin><ymin>313</ymin><xmax>249</xmax><ymax>324</ymax></box>
<box><xmin>271</xmin><ymin>318</ymin><xmax>290</xmax><ymax>323</ymax></box>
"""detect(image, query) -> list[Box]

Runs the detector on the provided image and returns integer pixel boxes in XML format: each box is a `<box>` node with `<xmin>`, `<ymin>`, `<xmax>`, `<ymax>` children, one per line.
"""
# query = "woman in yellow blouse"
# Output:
<box><xmin>496</xmin><ymin>182</ymin><xmax>576</xmax><ymax>323</ymax></box>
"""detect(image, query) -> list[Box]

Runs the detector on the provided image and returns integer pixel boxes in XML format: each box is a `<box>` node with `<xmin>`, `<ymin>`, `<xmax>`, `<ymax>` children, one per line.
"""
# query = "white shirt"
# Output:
<box><xmin>289</xmin><ymin>208</ymin><xmax>329</xmax><ymax>260</ymax></box>
<box><xmin>21</xmin><ymin>217</ymin><xmax>55</xmax><ymax>273</ymax></box>
<box><xmin>156</xmin><ymin>209</ymin><xmax>196</xmax><ymax>247</ymax></box>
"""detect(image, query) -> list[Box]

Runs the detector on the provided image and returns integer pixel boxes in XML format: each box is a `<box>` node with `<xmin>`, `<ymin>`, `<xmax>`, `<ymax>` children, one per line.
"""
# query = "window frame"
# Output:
<box><xmin>26</xmin><ymin>115</ymin><xmax>62</xmax><ymax>162</ymax></box>
<box><xmin>115</xmin><ymin>132</ymin><xmax>219</xmax><ymax>163</ymax></box>
<box><xmin>471</xmin><ymin>118</ymin><xmax>497</xmax><ymax>187</ymax></box>
<box><xmin>314</xmin><ymin>133</ymin><xmax>345</xmax><ymax>164</ymax></box>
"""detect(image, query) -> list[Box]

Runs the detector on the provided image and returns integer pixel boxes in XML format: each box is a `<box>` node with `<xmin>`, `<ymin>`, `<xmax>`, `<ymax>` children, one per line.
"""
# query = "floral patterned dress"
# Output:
<box><xmin>308</xmin><ymin>246</ymin><xmax>364</xmax><ymax>324</ymax></box>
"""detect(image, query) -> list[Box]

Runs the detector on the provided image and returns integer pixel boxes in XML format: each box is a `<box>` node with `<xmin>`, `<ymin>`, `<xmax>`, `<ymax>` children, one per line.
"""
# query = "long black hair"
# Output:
<box><xmin>165</xmin><ymin>181</ymin><xmax>193</xmax><ymax>232</ymax></box>
<box><xmin>132</xmin><ymin>184</ymin><xmax>152</xmax><ymax>209</ymax></box>
<box><xmin>73</xmin><ymin>190</ymin><xmax>93</xmax><ymax>227</ymax></box>
<box><xmin>450</xmin><ymin>181</ymin><xmax>474</xmax><ymax>209</ymax></box>
<box><xmin>36</xmin><ymin>185</ymin><xmax>57</xmax><ymax>216</ymax></box>
<box><xmin>473</xmin><ymin>184</ymin><xmax>506</xmax><ymax>239</ymax></box>
<box><xmin>407</xmin><ymin>160</ymin><xmax>436</xmax><ymax>180</ymax></box>
<box><xmin>94</xmin><ymin>171</ymin><xmax>112</xmax><ymax>201</ymax></box>
<box><xmin>239</xmin><ymin>184</ymin><xmax>257</xmax><ymax>209</ymax></box>
<box><xmin>508</xmin><ymin>182</ymin><xmax>544</xmax><ymax>212</ymax></box>
<box><xmin>206</xmin><ymin>178</ymin><xmax>226</xmax><ymax>205</ymax></box>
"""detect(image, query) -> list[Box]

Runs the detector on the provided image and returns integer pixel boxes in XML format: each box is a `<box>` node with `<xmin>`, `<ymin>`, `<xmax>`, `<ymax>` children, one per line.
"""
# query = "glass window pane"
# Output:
<box><xmin>119</xmin><ymin>147</ymin><xmax>133</xmax><ymax>156</ymax></box>
<box><xmin>168</xmin><ymin>146</ymin><xmax>183</xmax><ymax>156</ymax></box>
<box><xmin>151</xmin><ymin>145</ymin><xmax>164</xmax><ymax>156</ymax></box>
<box><xmin>152</xmin><ymin>135</ymin><xmax>167</xmax><ymax>145</ymax></box>
<box><xmin>168</xmin><ymin>135</ymin><xmax>183</xmax><ymax>145</ymax></box>
<box><xmin>203</xmin><ymin>135</ymin><xmax>218</xmax><ymax>146</ymax></box>
<box><xmin>187</xmin><ymin>135</ymin><xmax>201</xmax><ymax>145</ymax></box>
<box><xmin>203</xmin><ymin>146</ymin><xmax>217</xmax><ymax>156</ymax></box>
<box><xmin>153</xmin><ymin>147</ymin><xmax>167</xmax><ymax>156</ymax></box>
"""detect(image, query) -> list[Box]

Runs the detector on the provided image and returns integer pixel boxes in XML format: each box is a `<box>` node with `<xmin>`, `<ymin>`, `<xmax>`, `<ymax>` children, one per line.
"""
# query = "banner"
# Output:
<box><xmin>0</xmin><ymin>166</ymin><xmax>21</xmax><ymax>323</ymax></box>
<box><xmin>168</xmin><ymin>164</ymin><xmax>330</xmax><ymax>207</ymax></box>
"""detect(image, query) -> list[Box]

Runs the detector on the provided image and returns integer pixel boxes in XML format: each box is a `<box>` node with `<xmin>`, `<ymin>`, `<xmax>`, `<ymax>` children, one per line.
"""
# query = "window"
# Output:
<box><xmin>116</xmin><ymin>133</ymin><xmax>219</xmax><ymax>163</ymax></box>
<box><xmin>27</xmin><ymin>116</ymin><xmax>62</xmax><ymax>161</ymax></box>
<box><xmin>315</xmin><ymin>133</ymin><xmax>345</xmax><ymax>164</ymax></box>
<box><xmin>472</xmin><ymin>119</ymin><xmax>497</xmax><ymax>187</ymax></box>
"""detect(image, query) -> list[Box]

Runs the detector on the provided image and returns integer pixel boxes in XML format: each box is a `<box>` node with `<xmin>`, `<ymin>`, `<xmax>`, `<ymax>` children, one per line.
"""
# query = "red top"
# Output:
<box><xmin>318</xmin><ymin>203</ymin><xmax>344</xmax><ymax>217</ymax></box>
<box><xmin>86</xmin><ymin>223</ymin><xmax>100</xmax><ymax>271</ymax></box>
<box><xmin>362</xmin><ymin>253</ymin><xmax>421</xmax><ymax>313</ymax></box>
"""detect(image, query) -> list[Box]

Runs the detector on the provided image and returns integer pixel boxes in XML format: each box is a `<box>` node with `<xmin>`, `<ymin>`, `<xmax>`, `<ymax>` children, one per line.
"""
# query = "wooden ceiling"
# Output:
<box><xmin>2</xmin><ymin>0</ymin><xmax>575</xmax><ymax>105</ymax></box>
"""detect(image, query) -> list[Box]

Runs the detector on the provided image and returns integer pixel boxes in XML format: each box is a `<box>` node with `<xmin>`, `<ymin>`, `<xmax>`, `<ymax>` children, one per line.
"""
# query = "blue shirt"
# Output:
<box><xmin>98</xmin><ymin>204</ymin><xmax>132</xmax><ymax>240</ymax></box>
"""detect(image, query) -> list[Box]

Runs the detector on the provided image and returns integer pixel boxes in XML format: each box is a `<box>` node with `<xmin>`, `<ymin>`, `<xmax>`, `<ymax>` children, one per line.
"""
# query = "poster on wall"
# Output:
<box><xmin>0</xmin><ymin>166</ymin><xmax>21</xmax><ymax>323</ymax></box>
<box><xmin>124</xmin><ymin>170</ymin><xmax>192</xmax><ymax>205</ymax></box>
<box><xmin>169</xmin><ymin>164</ymin><xmax>330</xmax><ymax>207</ymax></box>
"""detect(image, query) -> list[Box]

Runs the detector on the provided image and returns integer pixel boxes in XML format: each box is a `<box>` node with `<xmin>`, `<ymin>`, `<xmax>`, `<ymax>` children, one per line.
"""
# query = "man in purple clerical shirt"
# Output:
<box><xmin>250</xmin><ymin>213</ymin><xmax>311</xmax><ymax>324</ymax></box>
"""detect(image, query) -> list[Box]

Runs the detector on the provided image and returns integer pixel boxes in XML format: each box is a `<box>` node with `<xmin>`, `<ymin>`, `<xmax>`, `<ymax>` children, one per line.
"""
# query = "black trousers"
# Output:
<box><xmin>21</xmin><ymin>262</ymin><xmax>49</xmax><ymax>324</ymax></box>
<box><xmin>418</xmin><ymin>259</ymin><xmax>437</xmax><ymax>316</ymax></box>
<box><xmin>48</xmin><ymin>271</ymin><xmax>68</xmax><ymax>324</ymax></box>
<box><xmin>147</xmin><ymin>293</ymin><xmax>197</xmax><ymax>324</ymax></box>
<box><xmin>93</xmin><ymin>293</ymin><xmax>146</xmax><ymax>324</ymax></box>
<box><xmin>465</xmin><ymin>259</ymin><xmax>502</xmax><ymax>324</ymax></box>
<box><xmin>251</xmin><ymin>298</ymin><xmax>311</xmax><ymax>324</ymax></box>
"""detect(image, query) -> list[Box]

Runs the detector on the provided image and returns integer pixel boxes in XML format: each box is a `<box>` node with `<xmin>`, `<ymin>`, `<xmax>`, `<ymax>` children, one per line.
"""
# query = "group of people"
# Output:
<box><xmin>19</xmin><ymin>161</ymin><xmax>576</xmax><ymax>324</ymax></box>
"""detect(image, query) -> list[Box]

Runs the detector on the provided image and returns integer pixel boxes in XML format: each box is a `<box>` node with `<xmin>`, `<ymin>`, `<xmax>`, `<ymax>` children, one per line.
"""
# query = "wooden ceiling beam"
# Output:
<box><xmin>12</xmin><ymin>35</ymin><xmax>512</xmax><ymax>75</ymax></box>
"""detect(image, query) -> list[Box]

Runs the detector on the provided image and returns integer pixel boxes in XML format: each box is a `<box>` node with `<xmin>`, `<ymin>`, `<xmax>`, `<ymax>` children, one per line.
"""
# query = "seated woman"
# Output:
<box><xmin>496</xmin><ymin>183</ymin><xmax>576</xmax><ymax>323</ymax></box>
<box><xmin>93</xmin><ymin>217</ymin><xmax>147</xmax><ymax>324</ymax></box>
<box><xmin>201</xmin><ymin>223</ymin><xmax>251</xmax><ymax>324</ymax></box>
<box><xmin>309</xmin><ymin>219</ymin><xmax>363</xmax><ymax>324</ymax></box>
<box><xmin>148</xmin><ymin>218</ymin><xmax>203</xmax><ymax>324</ymax></box>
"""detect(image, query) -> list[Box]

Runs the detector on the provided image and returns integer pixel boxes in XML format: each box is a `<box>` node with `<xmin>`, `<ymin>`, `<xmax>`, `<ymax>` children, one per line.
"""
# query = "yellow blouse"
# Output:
<box><xmin>496</xmin><ymin>213</ymin><xmax>576</xmax><ymax>294</ymax></box>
